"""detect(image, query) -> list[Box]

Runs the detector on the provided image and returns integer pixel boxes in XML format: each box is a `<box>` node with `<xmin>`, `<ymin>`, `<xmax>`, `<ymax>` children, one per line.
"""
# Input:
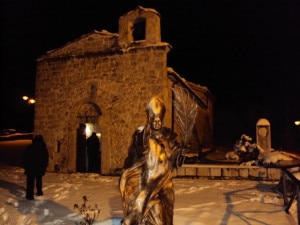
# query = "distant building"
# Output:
<box><xmin>34</xmin><ymin>6</ymin><xmax>215</xmax><ymax>175</ymax></box>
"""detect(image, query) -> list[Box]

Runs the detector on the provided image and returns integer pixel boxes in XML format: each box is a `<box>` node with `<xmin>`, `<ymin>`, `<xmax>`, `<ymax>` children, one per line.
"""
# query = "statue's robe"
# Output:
<box><xmin>120</xmin><ymin>137</ymin><xmax>176</xmax><ymax>225</ymax></box>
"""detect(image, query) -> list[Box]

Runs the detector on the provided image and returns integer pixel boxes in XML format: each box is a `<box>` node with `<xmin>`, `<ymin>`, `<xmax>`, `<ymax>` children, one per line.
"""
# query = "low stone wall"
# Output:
<box><xmin>173</xmin><ymin>164</ymin><xmax>281</xmax><ymax>180</ymax></box>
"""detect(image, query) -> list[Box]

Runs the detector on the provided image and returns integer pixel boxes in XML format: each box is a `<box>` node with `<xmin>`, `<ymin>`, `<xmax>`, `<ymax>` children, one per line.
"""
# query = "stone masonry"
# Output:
<box><xmin>33</xmin><ymin>6</ymin><xmax>214</xmax><ymax>175</ymax></box>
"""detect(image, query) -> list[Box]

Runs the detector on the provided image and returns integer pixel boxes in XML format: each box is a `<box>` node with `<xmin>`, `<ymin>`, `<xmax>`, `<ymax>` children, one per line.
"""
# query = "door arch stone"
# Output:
<box><xmin>77</xmin><ymin>102</ymin><xmax>102</xmax><ymax>124</ymax></box>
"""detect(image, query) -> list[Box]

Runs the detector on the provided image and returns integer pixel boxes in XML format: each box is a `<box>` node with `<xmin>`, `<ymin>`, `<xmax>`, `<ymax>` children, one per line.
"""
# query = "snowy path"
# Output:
<box><xmin>0</xmin><ymin>162</ymin><xmax>297</xmax><ymax>225</ymax></box>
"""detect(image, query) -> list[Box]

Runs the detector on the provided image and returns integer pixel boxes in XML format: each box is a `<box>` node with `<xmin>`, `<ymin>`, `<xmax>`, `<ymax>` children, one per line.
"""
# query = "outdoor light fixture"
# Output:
<box><xmin>22</xmin><ymin>96</ymin><xmax>35</xmax><ymax>105</ymax></box>
<box><xmin>85</xmin><ymin>123</ymin><xmax>101</xmax><ymax>139</ymax></box>
<box><xmin>85</xmin><ymin>124</ymin><xmax>92</xmax><ymax>137</ymax></box>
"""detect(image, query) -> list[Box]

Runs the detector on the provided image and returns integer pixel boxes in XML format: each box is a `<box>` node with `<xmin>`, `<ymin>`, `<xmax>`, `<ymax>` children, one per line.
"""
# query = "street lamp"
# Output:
<box><xmin>22</xmin><ymin>96</ymin><xmax>35</xmax><ymax>105</ymax></box>
<box><xmin>21</xmin><ymin>96</ymin><xmax>35</xmax><ymax>131</ymax></box>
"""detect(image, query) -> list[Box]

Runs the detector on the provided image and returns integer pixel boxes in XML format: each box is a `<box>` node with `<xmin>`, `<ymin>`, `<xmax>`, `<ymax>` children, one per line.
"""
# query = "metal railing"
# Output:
<box><xmin>281</xmin><ymin>167</ymin><xmax>300</xmax><ymax>224</ymax></box>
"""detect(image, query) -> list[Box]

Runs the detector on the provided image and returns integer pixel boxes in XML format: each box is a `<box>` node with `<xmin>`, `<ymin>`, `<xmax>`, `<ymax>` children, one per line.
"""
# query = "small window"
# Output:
<box><xmin>132</xmin><ymin>18</ymin><xmax>146</xmax><ymax>41</ymax></box>
<box><xmin>90</xmin><ymin>84</ymin><xmax>97</xmax><ymax>95</ymax></box>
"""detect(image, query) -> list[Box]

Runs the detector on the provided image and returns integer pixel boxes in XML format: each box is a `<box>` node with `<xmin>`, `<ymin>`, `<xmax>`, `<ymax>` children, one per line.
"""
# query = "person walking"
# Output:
<box><xmin>22</xmin><ymin>135</ymin><xmax>49</xmax><ymax>200</ymax></box>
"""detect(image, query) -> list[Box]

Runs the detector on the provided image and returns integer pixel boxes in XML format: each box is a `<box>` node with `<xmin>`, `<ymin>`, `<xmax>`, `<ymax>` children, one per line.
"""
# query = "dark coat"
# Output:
<box><xmin>22</xmin><ymin>135</ymin><xmax>49</xmax><ymax>176</ymax></box>
<box><xmin>86</xmin><ymin>133</ymin><xmax>100</xmax><ymax>157</ymax></box>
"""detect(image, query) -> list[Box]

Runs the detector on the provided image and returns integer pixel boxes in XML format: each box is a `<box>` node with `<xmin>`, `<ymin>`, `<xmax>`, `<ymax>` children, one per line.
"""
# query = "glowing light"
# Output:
<box><xmin>85</xmin><ymin>123</ymin><xmax>101</xmax><ymax>140</ymax></box>
<box><xmin>96</xmin><ymin>133</ymin><xmax>101</xmax><ymax>139</ymax></box>
<box><xmin>29</xmin><ymin>99</ymin><xmax>35</xmax><ymax>104</ymax></box>
<box><xmin>85</xmin><ymin>125</ymin><xmax>92</xmax><ymax>137</ymax></box>
<box><xmin>294</xmin><ymin>121</ymin><xmax>300</xmax><ymax>126</ymax></box>
<box><xmin>22</xmin><ymin>96</ymin><xmax>35</xmax><ymax>105</ymax></box>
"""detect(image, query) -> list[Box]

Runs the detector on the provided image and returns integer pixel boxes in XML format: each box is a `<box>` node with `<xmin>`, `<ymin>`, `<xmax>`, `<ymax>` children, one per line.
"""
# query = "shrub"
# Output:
<box><xmin>74</xmin><ymin>196</ymin><xmax>101</xmax><ymax>225</ymax></box>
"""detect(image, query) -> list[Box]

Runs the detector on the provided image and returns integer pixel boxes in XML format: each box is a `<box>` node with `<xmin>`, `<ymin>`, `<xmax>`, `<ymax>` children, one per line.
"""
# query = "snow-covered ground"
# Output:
<box><xmin>0</xmin><ymin>139</ymin><xmax>298</xmax><ymax>225</ymax></box>
<box><xmin>0</xmin><ymin>162</ymin><xmax>297</xmax><ymax>225</ymax></box>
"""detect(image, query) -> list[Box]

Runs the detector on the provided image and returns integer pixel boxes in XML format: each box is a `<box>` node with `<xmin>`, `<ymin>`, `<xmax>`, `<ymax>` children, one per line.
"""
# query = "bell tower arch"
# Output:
<box><xmin>118</xmin><ymin>6</ymin><xmax>161</xmax><ymax>48</ymax></box>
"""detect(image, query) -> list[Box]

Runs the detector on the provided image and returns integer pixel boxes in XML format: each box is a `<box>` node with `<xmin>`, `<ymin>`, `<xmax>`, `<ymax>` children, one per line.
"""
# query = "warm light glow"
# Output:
<box><xmin>85</xmin><ymin>124</ymin><xmax>92</xmax><ymax>138</ymax></box>
<box><xmin>29</xmin><ymin>99</ymin><xmax>35</xmax><ymax>104</ymax></box>
<box><xmin>295</xmin><ymin>121</ymin><xmax>300</xmax><ymax>126</ymax></box>
<box><xmin>85</xmin><ymin>123</ymin><xmax>101</xmax><ymax>140</ymax></box>
<box><xmin>22</xmin><ymin>96</ymin><xmax>35</xmax><ymax>105</ymax></box>
<box><xmin>96</xmin><ymin>133</ymin><xmax>101</xmax><ymax>139</ymax></box>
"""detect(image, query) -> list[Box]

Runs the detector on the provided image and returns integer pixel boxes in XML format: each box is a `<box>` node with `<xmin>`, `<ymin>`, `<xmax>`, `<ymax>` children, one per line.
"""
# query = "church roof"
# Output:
<box><xmin>167</xmin><ymin>67</ymin><xmax>215</xmax><ymax>108</ymax></box>
<box><xmin>37</xmin><ymin>30</ymin><xmax>119</xmax><ymax>61</ymax></box>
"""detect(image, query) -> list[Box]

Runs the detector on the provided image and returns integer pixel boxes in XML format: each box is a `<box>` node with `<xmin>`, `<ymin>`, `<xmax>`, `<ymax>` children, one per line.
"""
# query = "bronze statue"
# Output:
<box><xmin>120</xmin><ymin>96</ymin><xmax>185</xmax><ymax>225</ymax></box>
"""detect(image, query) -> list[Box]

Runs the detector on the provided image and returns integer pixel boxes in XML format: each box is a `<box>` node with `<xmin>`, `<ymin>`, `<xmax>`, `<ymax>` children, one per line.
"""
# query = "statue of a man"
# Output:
<box><xmin>120</xmin><ymin>96</ymin><xmax>185</xmax><ymax>225</ymax></box>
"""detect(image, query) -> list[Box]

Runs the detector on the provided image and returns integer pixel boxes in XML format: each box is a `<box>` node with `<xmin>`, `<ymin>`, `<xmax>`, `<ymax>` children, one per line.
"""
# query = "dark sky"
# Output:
<box><xmin>1</xmin><ymin>0</ymin><xmax>299</xmax><ymax>146</ymax></box>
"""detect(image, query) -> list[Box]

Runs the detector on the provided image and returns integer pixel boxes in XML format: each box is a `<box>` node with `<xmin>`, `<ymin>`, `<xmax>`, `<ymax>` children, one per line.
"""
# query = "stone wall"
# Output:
<box><xmin>35</xmin><ymin>42</ymin><xmax>172</xmax><ymax>174</ymax></box>
<box><xmin>33</xmin><ymin>6</ymin><xmax>214</xmax><ymax>175</ymax></box>
<box><xmin>175</xmin><ymin>164</ymin><xmax>281</xmax><ymax>180</ymax></box>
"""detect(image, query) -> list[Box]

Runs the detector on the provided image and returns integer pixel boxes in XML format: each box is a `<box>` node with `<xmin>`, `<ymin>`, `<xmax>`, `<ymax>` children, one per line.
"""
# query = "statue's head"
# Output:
<box><xmin>145</xmin><ymin>96</ymin><xmax>165</xmax><ymax>130</ymax></box>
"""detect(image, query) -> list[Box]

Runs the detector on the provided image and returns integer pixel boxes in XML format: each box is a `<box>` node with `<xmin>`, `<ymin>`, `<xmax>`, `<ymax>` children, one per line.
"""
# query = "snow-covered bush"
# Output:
<box><xmin>74</xmin><ymin>196</ymin><xmax>101</xmax><ymax>225</ymax></box>
<box><xmin>234</xmin><ymin>134</ymin><xmax>259</xmax><ymax>164</ymax></box>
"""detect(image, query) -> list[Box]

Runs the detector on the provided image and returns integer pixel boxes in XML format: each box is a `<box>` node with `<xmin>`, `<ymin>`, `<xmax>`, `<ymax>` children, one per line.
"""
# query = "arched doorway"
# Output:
<box><xmin>76</xmin><ymin>102</ymin><xmax>102</xmax><ymax>173</ymax></box>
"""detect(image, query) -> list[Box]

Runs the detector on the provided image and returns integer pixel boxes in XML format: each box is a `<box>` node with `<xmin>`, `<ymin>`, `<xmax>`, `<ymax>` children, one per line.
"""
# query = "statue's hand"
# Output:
<box><xmin>180</xmin><ymin>148</ymin><xmax>187</xmax><ymax>155</ymax></box>
<box><xmin>176</xmin><ymin>148</ymin><xmax>186</xmax><ymax>167</ymax></box>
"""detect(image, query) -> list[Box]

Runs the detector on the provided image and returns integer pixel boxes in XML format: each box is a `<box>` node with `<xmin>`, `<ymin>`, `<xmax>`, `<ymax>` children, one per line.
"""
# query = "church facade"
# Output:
<box><xmin>34</xmin><ymin>6</ymin><xmax>214</xmax><ymax>175</ymax></box>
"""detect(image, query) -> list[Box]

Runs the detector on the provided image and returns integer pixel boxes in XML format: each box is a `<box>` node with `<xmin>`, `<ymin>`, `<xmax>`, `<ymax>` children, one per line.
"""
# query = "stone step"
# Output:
<box><xmin>173</xmin><ymin>164</ymin><xmax>281</xmax><ymax>180</ymax></box>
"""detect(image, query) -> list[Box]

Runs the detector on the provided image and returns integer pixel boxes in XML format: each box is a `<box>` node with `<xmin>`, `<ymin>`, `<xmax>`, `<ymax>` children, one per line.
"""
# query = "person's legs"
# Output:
<box><xmin>88</xmin><ymin>156</ymin><xmax>96</xmax><ymax>172</ymax></box>
<box><xmin>26</xmin><ymin>174</ymin><xmax>34</xmax><ymax>200</ymax></box>
<box><xmin>87</xmin><ymin>155</ymin><xmax>91</xmax><ymax>172</ymax></box>
<box><xmin>91</xmin><ymin>159</ymin><xmax>96</xmax><ymax>172</ymax></box>
<box><xmin>36</xmin><ymin>175</ymin><xmax>43</xmax><ymax>196</ymax></box>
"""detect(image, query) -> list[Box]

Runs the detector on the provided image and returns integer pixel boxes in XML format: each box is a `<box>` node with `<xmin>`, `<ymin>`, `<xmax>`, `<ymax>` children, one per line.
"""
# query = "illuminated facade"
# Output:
<box><xmin>34</xmin><ymin>6</ymin><xmax>214</xmax><ymax>174</ymax></box>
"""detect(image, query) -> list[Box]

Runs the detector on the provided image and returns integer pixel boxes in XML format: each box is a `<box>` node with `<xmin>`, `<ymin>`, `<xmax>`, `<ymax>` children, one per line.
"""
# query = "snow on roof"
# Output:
<box><xmin>49</xmin><ymin>29</ymin><xmax>118</xmax><ymax>53</ymax></box>
<box><xmin>121</xmin><ymin>42</ymin><xmax>171</xmax><ymax>53</ymax></box>
<box><xmin>38</xmin><ymin>30</ymin><xmax>119</xmax><ymax>60</ymax></box>
<box><xmin>167</xmin><ymin>67</ymin><xmax>215</xmax><ymax>105</ymax></box>
<box><xmin>120</xmin><ymin>6</ymin><xmax>160</xmax><ymax>19</ymax></box>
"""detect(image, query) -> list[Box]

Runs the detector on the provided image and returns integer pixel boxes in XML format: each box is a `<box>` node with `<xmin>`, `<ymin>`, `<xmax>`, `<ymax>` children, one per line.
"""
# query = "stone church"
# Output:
<box><xmin>34</xmin><ymin>6</ymin><xmax>215</xmax><ymax>175</ymax></box>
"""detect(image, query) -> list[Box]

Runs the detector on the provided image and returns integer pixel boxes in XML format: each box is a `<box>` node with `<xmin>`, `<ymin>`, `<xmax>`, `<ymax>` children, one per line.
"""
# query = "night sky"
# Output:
<box><xmin>1</xmin><ymin>0</ymin><xmax>299</xmax><ymax>147</ymax></box>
